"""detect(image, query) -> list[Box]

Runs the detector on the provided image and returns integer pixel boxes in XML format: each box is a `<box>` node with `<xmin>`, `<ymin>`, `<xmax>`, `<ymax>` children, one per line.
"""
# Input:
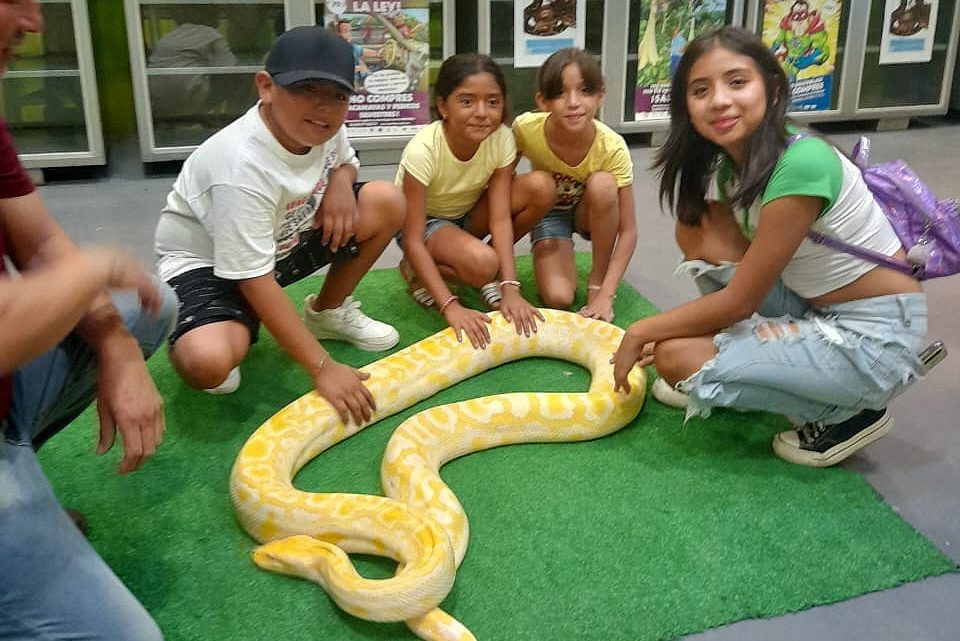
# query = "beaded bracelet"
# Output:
<box><xmin>438</xmin><ymin>295</ymin><xmax>458</xmax><ymax>314</ymax></box>
<box><xmin>498</xmin><ymin>279</ymin><xmax>521</xmax><ymax>290</ymax></box>
<box><xmin>587</xmin><ymin>284</ymin><xmax>616</xmax><ymax>300</ymax></box>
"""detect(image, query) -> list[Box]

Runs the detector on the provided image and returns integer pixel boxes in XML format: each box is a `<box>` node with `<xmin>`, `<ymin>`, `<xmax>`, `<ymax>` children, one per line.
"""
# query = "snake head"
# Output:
<box><xmin>252</xmin><ymin>534</ymin><xmax>345</xmax><ymax>582</ymax></box>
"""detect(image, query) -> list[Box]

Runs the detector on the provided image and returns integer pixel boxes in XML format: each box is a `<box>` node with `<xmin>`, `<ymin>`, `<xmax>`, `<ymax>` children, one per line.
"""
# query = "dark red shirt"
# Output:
<box><xmin>0</xmin><ymin>117</ymin><xmax>37</xmax><ymax>419</ymax></box>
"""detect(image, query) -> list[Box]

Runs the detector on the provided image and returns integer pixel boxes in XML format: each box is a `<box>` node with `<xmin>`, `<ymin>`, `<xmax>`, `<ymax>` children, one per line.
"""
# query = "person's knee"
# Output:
<box><xmin>654</xmin><ymin>337</ymin><xmax>711</xmax><ymax>385</ymax></box>
<box><xmin>359</xmin><ymin>181</ymin><xmax>405</xmax><ymax>234</ymax></box>
<box><xmin>582</xmin><ymin>172</ymin><xmax>617</xmax><ymax>207</ymax></box>
<box><xmin>169</xmin><ymin>337</ymin><xmax>238</xmax><ymax>389</ymax></box>
<box><xmin>536</xmin><ymin>274</ymin><xmax>575</xmax><ymax>309</ymax></box>
<box><xmin>110</xmin><ymin>278</ymin><xmax>179</xmax><ymax>358</ymax></box>
<box><xmin>516</xmin><ymin>171</ymin><xmax>556</xmax><ymax>211</ymax></box>
<box><xmin>538</xmin><ymin>286</ymin><xmax>574</xmax><ymax>310</ymax></box>
<box><xmin>456</xmin><ymin>242</ymin><xmax>499</xmax><ymax>285</ymax></box>
<box><xmin>674</xmin><ymin>221</ymin><xmax>705</xmax><ymax>258</ymax></box>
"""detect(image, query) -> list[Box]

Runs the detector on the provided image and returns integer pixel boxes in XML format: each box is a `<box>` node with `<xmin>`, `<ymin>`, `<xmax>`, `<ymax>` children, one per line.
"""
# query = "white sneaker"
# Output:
<box><xmin>304</xmin><ymin>295</ymin><xmax>399</xmax><ymax>351</ymax></box>
<box><xmin>204</xmin><ymin>367</ymin><xmax>240</xmax><ymax>395</ymax></box>
<box><xmin>651</xmin><ymin>377</ymin><xmax>688</xmax><ymax>409</ymax></box>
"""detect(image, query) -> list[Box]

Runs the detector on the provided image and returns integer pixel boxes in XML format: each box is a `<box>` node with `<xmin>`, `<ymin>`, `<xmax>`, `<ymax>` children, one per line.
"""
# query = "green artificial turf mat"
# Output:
<box><xmin>39</xmin><ymin>253</ymin><xmax>955</xmax><ymax>641</ymax></box>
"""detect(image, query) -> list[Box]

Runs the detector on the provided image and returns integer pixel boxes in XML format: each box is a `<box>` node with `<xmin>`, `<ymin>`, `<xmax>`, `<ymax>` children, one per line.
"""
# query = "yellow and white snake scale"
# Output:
<box><xmin>230</xmin><ymin>309</ymin><xmax>646</xmax><ymax>641</ymax></box>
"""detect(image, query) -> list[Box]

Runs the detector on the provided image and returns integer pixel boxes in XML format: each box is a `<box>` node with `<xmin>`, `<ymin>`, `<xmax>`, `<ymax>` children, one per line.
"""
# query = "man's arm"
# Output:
<box><xmin>0</xmin><ymin>191</ymin><xmax>159</xmax><ymax>372</ymax></box>
<box><xmin>0</xmin><ymin>190</ymin><xmax>164</xmax><ymax>474</ymax></box>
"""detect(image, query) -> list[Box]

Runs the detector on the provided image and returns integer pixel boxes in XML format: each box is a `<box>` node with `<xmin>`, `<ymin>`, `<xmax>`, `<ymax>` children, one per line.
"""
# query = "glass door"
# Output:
<box><xmin>1</xmin><ymin>0</ymin><xmax>104</xmax><ymax>167</ymax></box>
<box><xmin>127</xmin><ymin>0</ymin><xmax>285</xmax><ymax>159</ymax></box>
<box><xmin>858</xmin><ymin>0</ymin><xmax>958</xmax><ymax>109</ymax></box>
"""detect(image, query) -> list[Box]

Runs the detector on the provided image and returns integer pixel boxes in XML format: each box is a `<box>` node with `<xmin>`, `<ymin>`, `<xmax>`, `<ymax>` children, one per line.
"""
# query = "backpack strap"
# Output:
<box><xmin>850</xmin><ymin>135</ymin><xmax>870</xmax><ymax>168</ymax></box>
<box><xmin>787</xmin><ymin>132</ymin><xmax>921</xmax><ymax>278</ymax></box>
<box><xmin>805</xmin><ymin>230</ymin><xmax>921</xmax><ymax>277</ymax></box>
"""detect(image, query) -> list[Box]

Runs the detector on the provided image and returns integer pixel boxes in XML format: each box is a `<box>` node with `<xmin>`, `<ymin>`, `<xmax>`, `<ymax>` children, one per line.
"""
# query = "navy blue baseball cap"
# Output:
<box><xmin>265</xmin><ymin>26</ymin><xmax>355</xmax><ymax>94</ymax></box>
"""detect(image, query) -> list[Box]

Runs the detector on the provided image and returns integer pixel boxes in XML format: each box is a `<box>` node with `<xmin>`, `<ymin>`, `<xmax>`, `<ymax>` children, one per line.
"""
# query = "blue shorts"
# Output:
<box><xmin>530</xmin><ymin>208</ymin><xmax>591</xmax><ymax>245</ymax></box>
<box><xmin>395</xmin><ymin>212</ymin><xmax>472</xmax><ymax>246</ymax></box>
<box><xmin>674</xmin><ymin>260</ymin><xmax>928</xmax><ymax>425</ymax></box>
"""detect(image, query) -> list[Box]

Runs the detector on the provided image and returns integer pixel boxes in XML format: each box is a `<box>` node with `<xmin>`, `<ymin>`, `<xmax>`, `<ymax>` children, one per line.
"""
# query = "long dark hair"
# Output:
<box><xmin>433</xmin><ymin>53</ymin><xmax>511</xmax><ymax>123</ymax></box>
<box><xmin>653</xmin><ymin>26</ymin><xmax>790</xmax><ymax>225</ymax></box>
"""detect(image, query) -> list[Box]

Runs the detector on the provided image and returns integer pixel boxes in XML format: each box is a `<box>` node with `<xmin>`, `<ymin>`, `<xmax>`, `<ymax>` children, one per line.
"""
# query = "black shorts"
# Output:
<box><xmin>273</xmin><ymin>229</ymin><xmax>358</xmax><ymax>287</ymax></box>
<box><xmin>166</xmin><ymin>267</ymin><xmax>261</xmax><ymax>346</ymax></box>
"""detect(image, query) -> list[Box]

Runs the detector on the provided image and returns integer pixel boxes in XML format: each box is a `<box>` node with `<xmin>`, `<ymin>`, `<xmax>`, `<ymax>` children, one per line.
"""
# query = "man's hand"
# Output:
<box><xmin>314</xmin><ymin>179</ymin><xmax>358</xmax><ymax>251</ymax></box>
<box><xmin>313</xmin><ymin>359</ymin><xmax>376</xmax><ymax>425</ymax></box>
<box><xmin>94</xmin><ymin>337</ymin><xmax>164</xmax><ymax>474</ymax></box>
<box><xmin>85</xmin><ymin>247</ymin><xmax>161</xmax><ymax>315</ymax></box>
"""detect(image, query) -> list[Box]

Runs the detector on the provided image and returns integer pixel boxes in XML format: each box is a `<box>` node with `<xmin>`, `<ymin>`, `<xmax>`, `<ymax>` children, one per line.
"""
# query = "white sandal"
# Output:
<box><xmin>479</xmin><ymin>281</ymin><xmax>502</xmax><ymax>309</ymax></box>
<box><xmin>399</xmin><ymin>260</ymin><xmax>435</xmax><ymax>308</ymax></box>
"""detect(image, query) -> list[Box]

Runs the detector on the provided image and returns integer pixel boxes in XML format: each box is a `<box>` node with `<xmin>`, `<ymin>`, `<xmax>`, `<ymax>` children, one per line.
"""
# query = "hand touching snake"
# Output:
<box><xmin>230</xmin><ymin>309</ymin><xmax>646</xmax><ymax>640</ymax></box>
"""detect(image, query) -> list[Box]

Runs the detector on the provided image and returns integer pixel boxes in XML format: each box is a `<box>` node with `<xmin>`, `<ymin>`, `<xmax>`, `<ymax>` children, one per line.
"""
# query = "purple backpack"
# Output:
<box><xmin>800</xmin><ymin>135</ymin><xmax>960</xmax><ymax>280</ymax></box>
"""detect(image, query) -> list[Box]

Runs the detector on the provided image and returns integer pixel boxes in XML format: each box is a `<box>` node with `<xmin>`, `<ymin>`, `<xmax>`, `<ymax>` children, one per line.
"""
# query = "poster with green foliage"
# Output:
<box><xmin>635</xmin><ymin>0</ymin><xmax>727</xmax><ymax>119</ymax></box>
<box><xmin>323</xmin><ymin>0</ymin><xmax>431</xmax><ymax>136</ymax></box>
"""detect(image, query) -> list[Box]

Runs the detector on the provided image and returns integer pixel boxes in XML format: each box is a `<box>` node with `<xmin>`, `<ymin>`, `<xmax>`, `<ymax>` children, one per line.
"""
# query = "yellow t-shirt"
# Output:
<box><xmin>395</xmin><ymin>121</ymin><xmax>516</xmax><ymax>220</ymax></box>
<box><xmin>512</xmin><ymin>111</ymin><xmax>633</xmax><ymax>211</ymax></box>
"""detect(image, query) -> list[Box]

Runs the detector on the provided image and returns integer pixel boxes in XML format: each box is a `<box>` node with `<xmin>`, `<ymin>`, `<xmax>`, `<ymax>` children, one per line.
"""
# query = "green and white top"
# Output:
<box><xmin>708</xmin><ymin>134</ymin><xmax>901</xmax><ymax>299</ymax></box>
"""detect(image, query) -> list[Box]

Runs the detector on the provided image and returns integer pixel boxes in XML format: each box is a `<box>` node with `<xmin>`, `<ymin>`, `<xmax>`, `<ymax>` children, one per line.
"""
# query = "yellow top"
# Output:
<box><xmin>395</xmin><ymin>121</ymin><xmax>516</xmax><ymax>220</ymax></box>
<box><xmin>513</xmin><ymin>111</ymin><xmax>633</xmax><ymax>211</ymax></box>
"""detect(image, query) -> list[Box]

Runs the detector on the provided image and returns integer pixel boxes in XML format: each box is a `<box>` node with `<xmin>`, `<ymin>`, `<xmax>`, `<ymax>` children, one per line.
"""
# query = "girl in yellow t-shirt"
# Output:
<box><xmin>396</xmin><ymin>53</ymin><xmax>545</xmax><ymax>349</ymax></box>
<box><xmin>512</xmin><ymin>48</ymin><xmax>637</xmax><ymax>323</ymax></box>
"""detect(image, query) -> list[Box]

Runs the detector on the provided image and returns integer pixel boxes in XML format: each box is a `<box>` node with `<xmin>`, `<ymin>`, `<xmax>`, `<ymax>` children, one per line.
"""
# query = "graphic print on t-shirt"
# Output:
<box><xmin>274</xmin><ymin>149</ymin><xmax>338</xmax><ymax>260</ymax></box>
<box><xmin>553</xmin><ymin>172</ymin><xmax>585</xmax><ymax>211</ymax></box>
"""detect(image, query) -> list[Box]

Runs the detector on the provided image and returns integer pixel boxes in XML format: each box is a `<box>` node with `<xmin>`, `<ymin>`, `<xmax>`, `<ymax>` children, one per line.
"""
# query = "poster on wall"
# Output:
<box><xmin>322</xmin><ymin>0</ymin><xmax>431</xmax><ymax>136</ymax></box>
<box><xmin>634</xmin><ymin>0</ymin><xmax>726</xmax><ymax>120</ymax></box>
<box><xmin>761</xmin><ymin>0</ymin><xmax>842</xmax><ymax>112</ymax></box>
<box><xmin>879</xmin><ymin>0</ymin><xmax>939</xmax><ymax>64</ymax></box>
<box><xmin>514</xmin><ymin>0</ymin><xmax>586</xmax><ymax>68</ymax></box>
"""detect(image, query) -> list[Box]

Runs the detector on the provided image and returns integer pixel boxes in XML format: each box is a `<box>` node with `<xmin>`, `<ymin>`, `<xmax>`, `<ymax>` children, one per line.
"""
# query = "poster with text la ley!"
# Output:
<box><xmin>323</xmin><ymin>0</ymin><xmax>431</xmax><ymax>137</ymax></box>
<box><xmin>761</xmin><ymin>0</ymin><xmax>842</xmax><ymax>112</ymax></box>
<box><xmin>634</xmin><ymin>0</ymin><xmax>726</xmax><ymax>121</ymax></box>
<box><xmin>879</xmin><ymin>0</ymin><xmax>940</xmax><ymax>64</ymax></box>
<box><xmin>514</xmin><ymin>0</ymin><xmax>586</xmax><ymax>68</ymax></box>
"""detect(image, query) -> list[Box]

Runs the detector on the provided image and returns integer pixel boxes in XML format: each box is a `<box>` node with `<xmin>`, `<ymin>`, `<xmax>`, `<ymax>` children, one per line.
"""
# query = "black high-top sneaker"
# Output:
<box><xmin>772</xmin><ymin>408</ymin><xmax>893</xmax><ymax>467</ymax></box>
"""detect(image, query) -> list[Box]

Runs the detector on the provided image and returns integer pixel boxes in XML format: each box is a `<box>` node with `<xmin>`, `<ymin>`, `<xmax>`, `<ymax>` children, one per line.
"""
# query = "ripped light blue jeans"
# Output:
<box><xmin>0</xmin><ymin>281</ymin><xmax>177</xmax><ymax>641</ymax></box>
<box><xmin>675</xmin><ymin>261</ymin><xmax>928</xmax><ymax>425</ymax></box>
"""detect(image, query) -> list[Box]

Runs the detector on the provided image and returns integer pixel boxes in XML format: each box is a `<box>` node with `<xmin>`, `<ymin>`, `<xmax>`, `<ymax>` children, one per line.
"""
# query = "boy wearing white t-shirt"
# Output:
<box><xmin>155</xmin><ymin>26</ymin><xmax>403</xmax><ymax>424</ymax></box>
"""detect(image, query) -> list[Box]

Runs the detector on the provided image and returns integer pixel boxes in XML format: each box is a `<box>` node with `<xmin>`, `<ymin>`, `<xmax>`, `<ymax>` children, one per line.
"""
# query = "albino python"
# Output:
<box><xmin>230</xmin><ymin>309</ymin><xmax>646</xmax><ymax>641</ymax></box>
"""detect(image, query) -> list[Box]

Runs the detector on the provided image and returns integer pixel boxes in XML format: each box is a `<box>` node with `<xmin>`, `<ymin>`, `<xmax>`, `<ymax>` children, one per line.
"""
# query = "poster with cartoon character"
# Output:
<box><xmin>514</xmin><ymin>0</ymin><xmax>586</xmax><ymax>68</ymax></box>
<box><xmin>634</xmin><ymin>0</ymin><xmax>727</xmax><ymax>120</ymax></box>
<box><xmin>323</xmin><ymin>0</ymin><xmax>431</xmax><ymax>136</ymax></box>
<box><xmin>762</xmin><ymin>0</ymin><xmax>841</xmax><ymax>112</ymax></box>
<box><xmin>879</xmin><ymin>0</ymin><xmax>940</xmax><ymax>64</ymax></box>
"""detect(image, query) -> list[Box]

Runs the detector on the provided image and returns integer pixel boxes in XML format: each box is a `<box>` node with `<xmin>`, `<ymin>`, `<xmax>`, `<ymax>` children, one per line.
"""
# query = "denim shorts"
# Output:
<box><xmin>673</xmin><ymin>260</ymin><xmax>928</xmax><ymax>425</ymax></box>
<box><xmin>395</xmin><ymin>212</ymin><xmax>471</xmax><ymax>246</ymax></box>
<box><xmin>530</xmin><ymin>208</ymin><xmax>590</xmax><ymax>244</ymax></box>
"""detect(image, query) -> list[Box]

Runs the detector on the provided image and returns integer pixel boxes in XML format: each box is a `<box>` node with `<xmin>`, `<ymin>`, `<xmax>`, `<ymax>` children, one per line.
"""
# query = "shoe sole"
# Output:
<box><xmin>651</xmin><ymin>377</ymin><xmax>689</xmax><ymax>409</ymax></box>
<box><xmin>772</xmin><ymin>411</ymin><xmax>893</xmax><ymax>467</ymax></box>
<box><xmin>312</xmin><ymin>329</ymin><xmax>400</xmax><ymax>352</ymax></box>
